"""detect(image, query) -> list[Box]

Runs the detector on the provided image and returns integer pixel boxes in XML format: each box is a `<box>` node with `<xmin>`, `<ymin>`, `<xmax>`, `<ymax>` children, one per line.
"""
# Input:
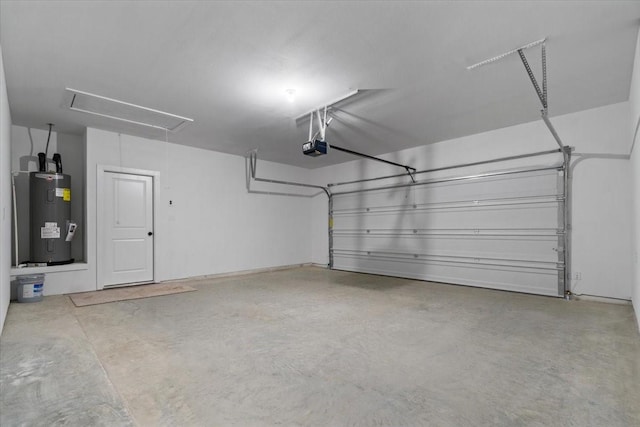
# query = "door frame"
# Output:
<box><xmin>96</xmin><ymin>165</ymin><xmax>160</xmax><ymax>290</ymax></box>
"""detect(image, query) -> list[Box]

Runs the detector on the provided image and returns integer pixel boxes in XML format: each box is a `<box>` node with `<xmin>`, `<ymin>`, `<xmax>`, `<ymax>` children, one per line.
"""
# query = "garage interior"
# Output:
<box><xmin>1</xmin><ymin>1</ymin><xmax>639</xmax><ymax>425</ymax></box>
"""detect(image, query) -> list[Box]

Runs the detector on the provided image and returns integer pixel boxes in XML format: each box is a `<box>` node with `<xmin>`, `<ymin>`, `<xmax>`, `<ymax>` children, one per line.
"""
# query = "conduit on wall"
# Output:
<box><xmin>246</xmin><ymin>150</ymin><xmax>330</xmax><ymax>198</ymax></box>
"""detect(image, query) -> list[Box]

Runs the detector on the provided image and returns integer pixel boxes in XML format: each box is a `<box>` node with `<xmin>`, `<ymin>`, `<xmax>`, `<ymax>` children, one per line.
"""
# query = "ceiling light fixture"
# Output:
<box><xmin>285</xmin><ymin>89</ymin><xmax>296</xmax><ymax>103</ymax></box>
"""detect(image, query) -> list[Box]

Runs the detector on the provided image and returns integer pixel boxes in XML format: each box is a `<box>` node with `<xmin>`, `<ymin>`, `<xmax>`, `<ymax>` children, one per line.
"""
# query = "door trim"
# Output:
<box><xmin>96</xmin><ymin>165</ymin><xmax>160</xmax><ymax>290</ymax></box>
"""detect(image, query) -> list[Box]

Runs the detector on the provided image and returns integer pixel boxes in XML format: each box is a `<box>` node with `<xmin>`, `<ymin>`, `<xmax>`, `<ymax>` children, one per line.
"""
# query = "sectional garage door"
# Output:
<box><xmin>330</xmin><ymin>166</ymin><xmax>567</xmax><ymax>297</ymax></box>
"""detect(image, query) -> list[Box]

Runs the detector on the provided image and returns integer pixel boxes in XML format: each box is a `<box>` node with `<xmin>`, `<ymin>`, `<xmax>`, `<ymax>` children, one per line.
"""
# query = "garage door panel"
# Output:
<box><xmin>332</xmin><ymin>234</ymin><xmax>559</xmax><ymax>263</ymax></box>
<box><xmin>334</xmin><ymin>204</ymin><xmax>559</xmax><ymax>230</ymax></box>
<box><xmin>332</xmin><ymin>255</ymin><xmax>561</xmax><ymax>296</ymax></box>
<box><xmin>331</xmin><ymin>168</ymin><xmax>565</xmax><ymax>296</ymax></box>
<box><xmin>335</xmin><ymin>170</ymin><xmax>561</xmax><ymax>211</ymax></box>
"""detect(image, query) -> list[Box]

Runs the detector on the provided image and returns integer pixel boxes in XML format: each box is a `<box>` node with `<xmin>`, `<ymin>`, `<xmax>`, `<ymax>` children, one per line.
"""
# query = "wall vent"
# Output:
<box><xmin>66</xmin><ymin>88</ymin><xmax>193</xmax><ymax>132</ymax></box>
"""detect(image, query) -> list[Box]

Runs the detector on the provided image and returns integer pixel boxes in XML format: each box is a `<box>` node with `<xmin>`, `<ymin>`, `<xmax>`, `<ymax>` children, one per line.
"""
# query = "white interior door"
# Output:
<box><xmin>101</xmin><ymin>172</ymin><xmax>154</xmax><ymax>287</ymax></box>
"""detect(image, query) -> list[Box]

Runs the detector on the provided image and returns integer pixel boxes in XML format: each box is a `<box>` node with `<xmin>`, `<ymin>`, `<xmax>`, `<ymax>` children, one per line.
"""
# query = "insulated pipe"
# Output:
<box><xmin>53</xmin><ymin>153</ymin><xmax>63</xmax><ymax>173</ymax></box>
<box><xmin>38</xmin><ymin>153</ymin><xmax>46</xmax><ymax>172</ymax></box>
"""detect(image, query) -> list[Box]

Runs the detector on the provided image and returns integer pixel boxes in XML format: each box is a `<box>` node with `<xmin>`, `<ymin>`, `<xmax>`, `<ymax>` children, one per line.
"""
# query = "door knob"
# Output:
<box><xmin>148</xmin><ymin>232</ymin><xmax>153</xmax><ymax>236</ymax></box>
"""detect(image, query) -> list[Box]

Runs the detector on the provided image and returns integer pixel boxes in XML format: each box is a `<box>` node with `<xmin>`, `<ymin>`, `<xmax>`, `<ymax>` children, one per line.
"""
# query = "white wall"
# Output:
<box><xmin>629</xmin><ymin>27</ymin><xmax>640</xmax><ymax>330</ymax></box>
<box><xmin>0</xmin><ymin>45</ymin><xmax>12</xmax><ymax>335</ymax></box>
<box><xmin>312</xmin><ymin>101</ymin><xmax>634</xmax><ymax>300</ymax></box>
<box><xmin>88</xmin><ymin>128</ymin><xmax>313</xmax><ymax>281</ymax></box>
<box><xmin>31</xmin><ymin>127</ymin><xmax>313</xmax><ymax>296</ymax></box>
<box><xmin>10</xmin><ymin>126</ymin><xmax>85</xmax><ymax>264</ymax></box>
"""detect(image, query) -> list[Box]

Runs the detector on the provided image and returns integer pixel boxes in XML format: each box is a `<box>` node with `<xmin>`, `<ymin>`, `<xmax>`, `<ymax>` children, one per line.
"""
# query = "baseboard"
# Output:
<box><xmin>164</xmin><ymin>263</ymin><xmax>315</xmax><ymax>284</ymax></box>
<box><xmin>310</xmin><ymin>263</ymin><xmax>329</xmax><ymax>269</ymax></box>
<box><xmin>572</xmin><ymin>294</ymin><xmax>632</xmax><ymax>305</ymax></box>
<box><xmin>633</xmin><ymin>297</ymin><xmax>640</xmax><ymax>334</ymax></box>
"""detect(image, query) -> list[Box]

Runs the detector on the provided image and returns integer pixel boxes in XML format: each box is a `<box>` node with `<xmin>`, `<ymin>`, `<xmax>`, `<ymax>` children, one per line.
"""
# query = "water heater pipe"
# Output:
<box><xmin>44</xmin><ymin>123</ymin><xmax>53</xmax><ymax>163</ymax></box>
<box><xmin>11</xmin><ymin>173</ymin><xmax>18</xmax><ymax>267</ymax></box>
<box><xmin>11</xmin><ymin>171</ymin><xmax>30</xmax><ymax>267</ymax></box>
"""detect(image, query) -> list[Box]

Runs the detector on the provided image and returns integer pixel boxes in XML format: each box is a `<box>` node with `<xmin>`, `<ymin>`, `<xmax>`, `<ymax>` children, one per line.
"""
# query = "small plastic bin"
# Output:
<box><xmin>17</xmin><ymin>274</ymin><xmax>45</xmax><ymax>303</ymax></box>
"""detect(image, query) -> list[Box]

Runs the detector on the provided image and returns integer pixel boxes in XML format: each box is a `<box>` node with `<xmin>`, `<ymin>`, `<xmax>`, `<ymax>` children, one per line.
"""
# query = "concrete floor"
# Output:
<box><xmin>1</xmin><ymin>267</ymin><xmax>639</xmax><ymax>426</ymax></box>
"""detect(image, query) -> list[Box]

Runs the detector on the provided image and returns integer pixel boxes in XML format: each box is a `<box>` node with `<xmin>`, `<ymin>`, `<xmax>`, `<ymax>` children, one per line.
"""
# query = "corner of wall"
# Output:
<box><xmin>0</xmin><ymin>43</ymin><xmax>13</xmax><ymax>335</ymax></box>
<box><xmin>629</xmin><ymin>26</ymin><xmax>640</xmax><ymax>333</ymax></box>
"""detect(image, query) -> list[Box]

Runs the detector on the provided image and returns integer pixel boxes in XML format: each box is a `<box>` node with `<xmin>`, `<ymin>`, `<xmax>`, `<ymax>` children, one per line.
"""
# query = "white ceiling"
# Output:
<box><xmin>1</xmin><ymin>1</ymin><xmax>639</xmax><ymax>168</ymax></box>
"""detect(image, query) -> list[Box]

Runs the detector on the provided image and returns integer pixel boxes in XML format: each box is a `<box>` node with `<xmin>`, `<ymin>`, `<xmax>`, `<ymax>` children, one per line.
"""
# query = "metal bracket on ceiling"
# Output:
<box><xmin>295</xmin><ymin>89</ymin><xmax>360</xmax><ymax>122</ymax></box>
<box><xmin>300</xmin><ymin>90</ymin><xmax>417</xmax><ymax>182</ymax></box>
<box><xmin>518</xmin><ymin>41</ymin><xmax>565</xmax><ymax>150</ymax></box>
<box><xmin>468</xmin><ymin>39</ymin><xmax>566</xmax><ymax>150</ymax></box>
<box><xmin>517</xmin><ymin>42</ymin><xmax>565</xmax><ymax>149</ymax></box>
<box><xmin>308</xmin><ymin>106</ymin><xmax>333</xmax><ymax>143</ymax></box>
<box><xmin>517</xmin><ymin>43</ymin><xmax>547</xmax><ymax>110</ymax></box>
<box><xmin>307</xmin><ymin>106</ymin><xmax>417</xmax><ymax>182</ymax></box>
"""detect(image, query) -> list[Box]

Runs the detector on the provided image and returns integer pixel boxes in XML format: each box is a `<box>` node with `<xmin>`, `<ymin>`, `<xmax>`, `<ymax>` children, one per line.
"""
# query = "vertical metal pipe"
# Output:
<box><xmin>328</xmin><ymin>195</ymin><xmax>334</xmax><ymax>268</ymax></box>
<box><xmin>562</xmin><ymin>146</ymin><xmax>572</xmax><ymax>299</ymax></box>
<box><xmin>556</xmin><ymin>169</ymin><xmax>564</xmax><ymax>296</ymax></box>
<box><xmin>11</xmin><ymin>173</ymin><xmax>19</xmax><ymax>266</ymax></box>
<box><xmin>542</xmin><ymin>43</ymin><xmax>548</xmax><ymax>109</ymax></box>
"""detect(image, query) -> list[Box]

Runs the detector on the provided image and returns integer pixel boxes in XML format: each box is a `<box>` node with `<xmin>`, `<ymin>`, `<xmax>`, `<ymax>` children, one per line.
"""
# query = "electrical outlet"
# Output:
<box><xmin>575</xmin><ymin>272</ymin><xmax>582</xmax><ymax>280</ymax></box>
